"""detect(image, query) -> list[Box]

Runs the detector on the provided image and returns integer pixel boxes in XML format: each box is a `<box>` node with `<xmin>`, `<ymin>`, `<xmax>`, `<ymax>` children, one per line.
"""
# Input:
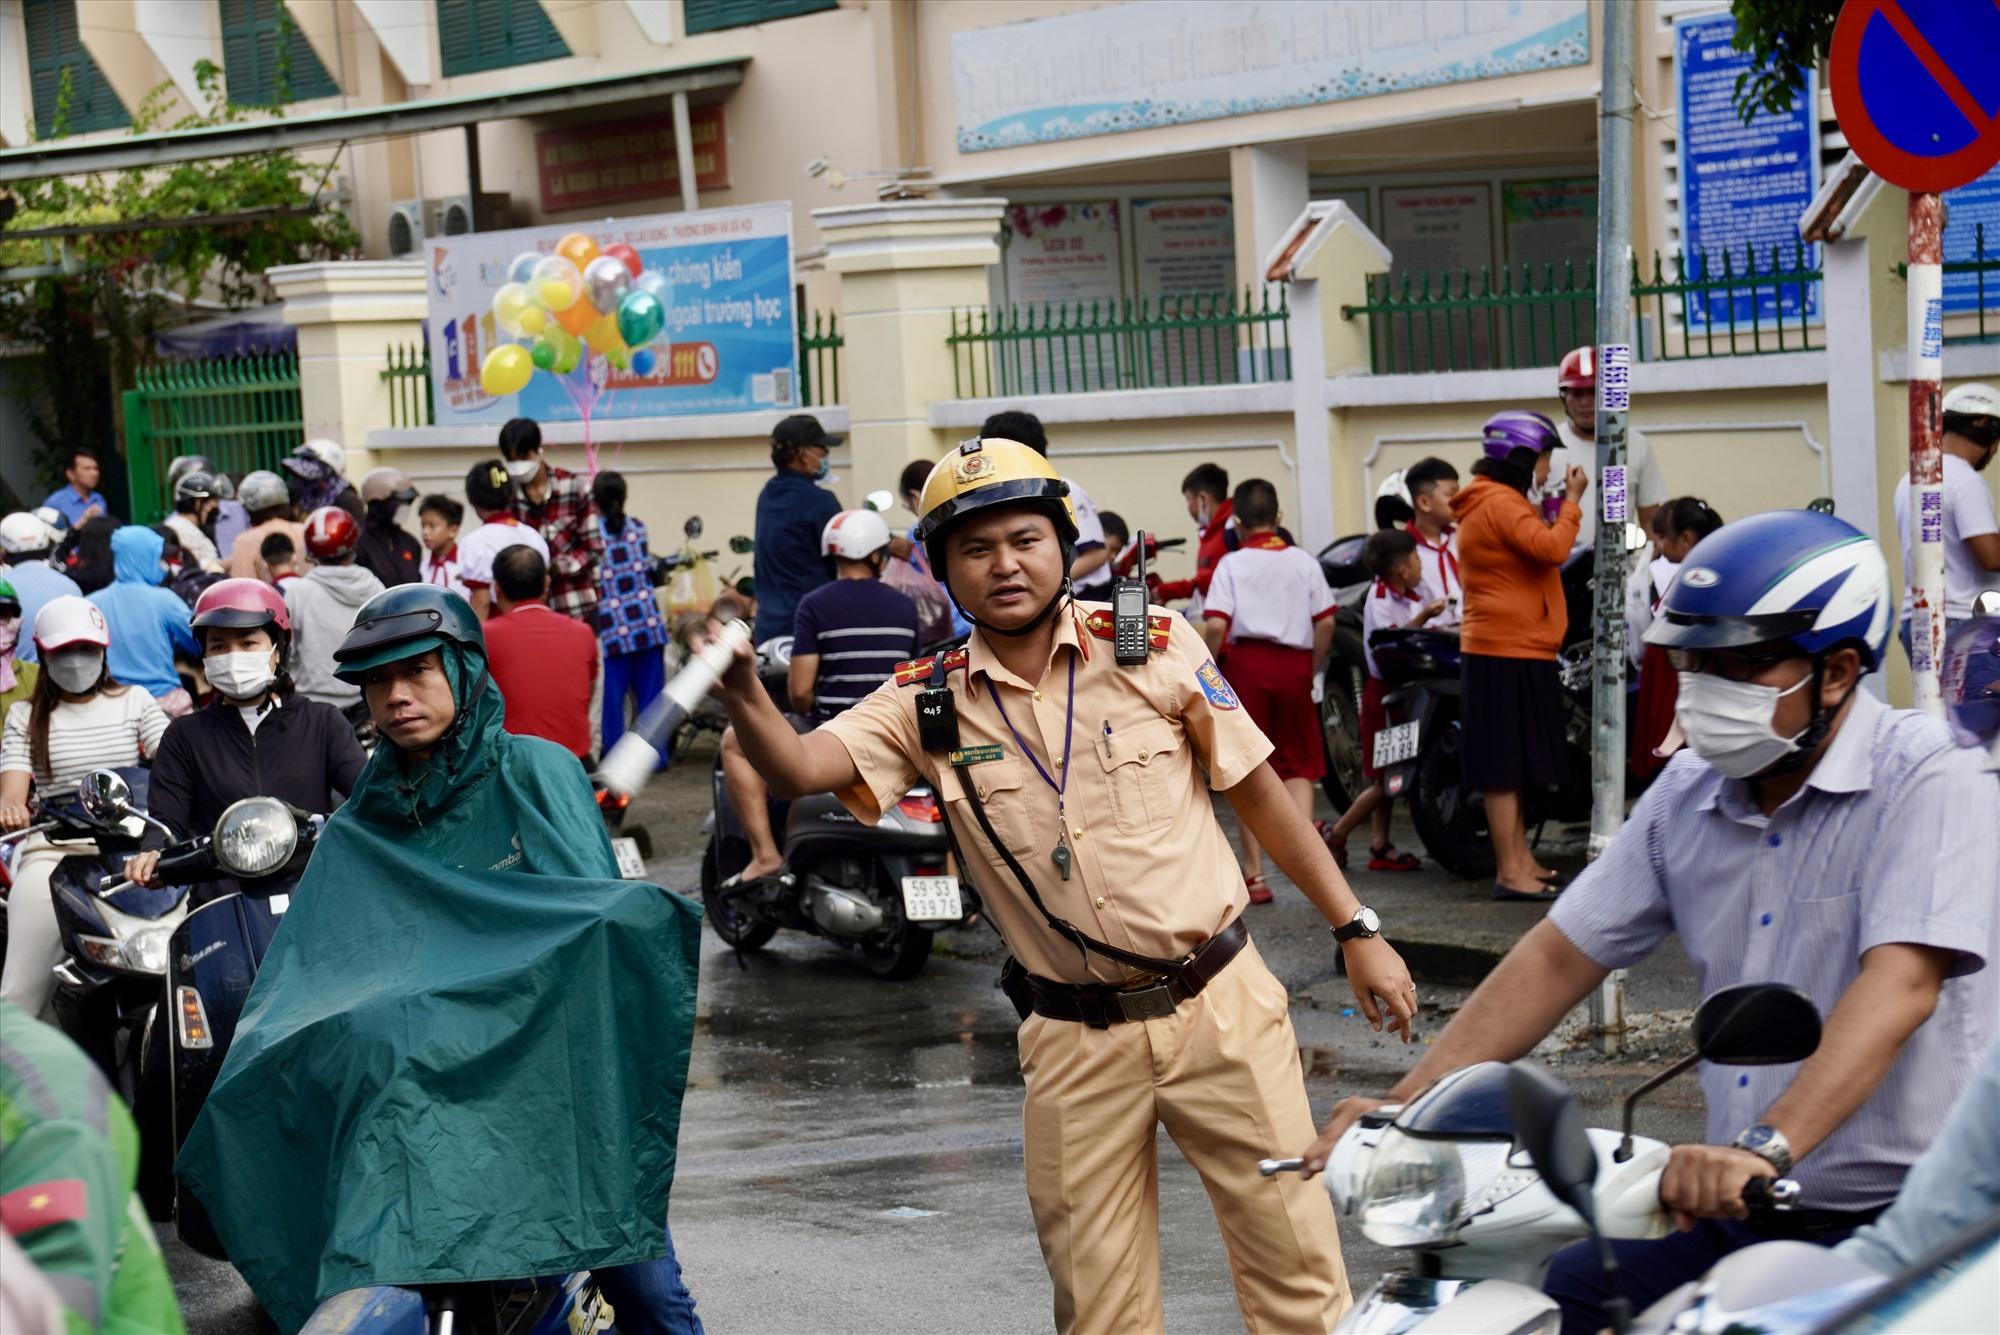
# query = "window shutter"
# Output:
<box><xmin>436</xmin><ymin>0</ymin><xmax>570</xmax><ymax>77</ymax></box>
<box><xmin>683</xmin><ymin>0</ymin><xmax>839</xmax><ymax>37</ymax></box>
<box><xmin>220</xmin><ymin>0</ymin><xmax>338</xmax><ymax>106</ymax></box>
<box><xmin>22</xmin><ymin>0</ymin><xmax>129</xmax><ymax>135</ymax></box>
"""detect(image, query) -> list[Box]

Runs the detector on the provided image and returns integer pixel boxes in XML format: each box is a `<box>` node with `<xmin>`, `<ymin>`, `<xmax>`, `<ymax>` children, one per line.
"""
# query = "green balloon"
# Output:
<box><xmin>530</xmin><ymin>339</ymin><xmax>557</xmax><ymax>371</ymax></box>
<box><xmin>616</xmin><ymin>291</ymin><xmax>666</xmax><ymax>348</ymax></box>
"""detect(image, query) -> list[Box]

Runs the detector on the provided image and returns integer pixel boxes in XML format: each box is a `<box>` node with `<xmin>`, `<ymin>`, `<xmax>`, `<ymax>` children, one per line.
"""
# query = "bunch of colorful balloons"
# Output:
<box><xmin>478</xmin><ymin>231</ymin><xmax>672</xmax><ymax>398</ymax></box>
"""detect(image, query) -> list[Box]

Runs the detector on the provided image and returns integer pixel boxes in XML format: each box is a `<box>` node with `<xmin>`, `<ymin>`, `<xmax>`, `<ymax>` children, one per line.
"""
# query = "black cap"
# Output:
<box><xmin>771</xmin><ymin>414</ymin><xmax>843</xmax><ymax>454</ymax></box>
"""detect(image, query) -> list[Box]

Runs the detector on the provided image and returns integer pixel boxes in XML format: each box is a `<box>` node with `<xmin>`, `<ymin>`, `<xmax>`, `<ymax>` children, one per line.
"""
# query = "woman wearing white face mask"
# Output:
<box><xmin>119</xmin><ymin>579</ymin><xmax>366</xmax><ymax>893</ymax></box>
<box><xmin>0</xmin><ymin>596</ymin><xmax>169</xmax><ymax>1017</ymax></box>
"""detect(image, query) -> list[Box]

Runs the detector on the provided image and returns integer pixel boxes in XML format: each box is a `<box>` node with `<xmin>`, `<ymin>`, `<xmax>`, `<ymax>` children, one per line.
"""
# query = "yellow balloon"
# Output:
<box><xmin>518</xmin><ymin>306</ymin><xmax>546</xmax><ymax>335</ymax></box>
<box><xmin>480</xmin><ymin>344</ymin><xmax>534</xmax><ymax>397</ymax></box>
<box><xmin>539</xmin><ymin>280</ymin><xmax>575</xmax><ymax>312</ymax></box>
<box><xmin>491</xmin><ymin>282</ymin><xmax>535</xmax><ymax>337</ymax></box>
<box><xmin>585</xmin><ymin>313</ymin><xmax>620</xmax><ymax>353</ymax></box>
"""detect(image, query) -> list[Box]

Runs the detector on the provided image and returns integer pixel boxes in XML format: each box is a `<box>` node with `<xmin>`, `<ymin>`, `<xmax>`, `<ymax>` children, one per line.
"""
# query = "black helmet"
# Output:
<box><xmin>333</xmin><ymin>584</ymin><xmax>486</xmax><ymax>684</ymax></box>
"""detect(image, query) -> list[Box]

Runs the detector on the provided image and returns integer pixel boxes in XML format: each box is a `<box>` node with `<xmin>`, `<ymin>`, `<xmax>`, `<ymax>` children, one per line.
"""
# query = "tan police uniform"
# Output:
<box><xmin>823</xmin><ymin>600</ymin><xmax>1348</xmax><ymax>1334</ymax></box>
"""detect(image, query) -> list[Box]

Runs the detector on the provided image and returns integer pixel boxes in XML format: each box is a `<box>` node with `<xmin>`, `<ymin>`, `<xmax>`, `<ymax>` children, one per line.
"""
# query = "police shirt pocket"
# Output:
<box><xmin>1097</xmin><ymin>718</ymin><xmax>1183</xmax><ymax>836</ymax></box>
<box><xmin>942</xmin><ymin>758</ymin><xmax>1041</xmax><ymax>860</ymax></box>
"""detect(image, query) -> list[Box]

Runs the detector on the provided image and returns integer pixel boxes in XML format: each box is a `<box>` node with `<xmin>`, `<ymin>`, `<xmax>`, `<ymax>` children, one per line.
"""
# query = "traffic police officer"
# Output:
<box><xmin>0</xmin><ymin>1000</ymin><xmax>187</xmax><ymax>1333</ymax></box>
<box><xmin>712</xmin><ymin>438</ymin><xmax>1419</xmax><ymax>1333</ymax></box>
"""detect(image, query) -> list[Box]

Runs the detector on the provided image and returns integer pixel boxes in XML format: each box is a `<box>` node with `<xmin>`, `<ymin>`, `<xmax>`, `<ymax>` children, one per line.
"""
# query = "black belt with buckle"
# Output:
<box><xmin>1000</xmin><ymin>918</ymin><xmax>1250</xmax><ymax>1028</ymax></box>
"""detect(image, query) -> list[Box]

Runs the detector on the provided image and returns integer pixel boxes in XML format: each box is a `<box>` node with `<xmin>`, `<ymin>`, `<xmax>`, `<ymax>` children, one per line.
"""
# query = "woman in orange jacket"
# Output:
<box><xmin>1450</xmin><ymin>410</ymin><xmax>1589</xmax><ymax>900</ymax></box>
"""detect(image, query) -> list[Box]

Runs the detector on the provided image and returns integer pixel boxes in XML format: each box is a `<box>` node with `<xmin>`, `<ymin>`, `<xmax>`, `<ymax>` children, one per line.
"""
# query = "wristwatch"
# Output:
<box><xmin>1331</xmin><ymin>906</ymin><xmax>1381</xmax><ymax>943</ymax></box>
<box><xmin>1732</xmin><ymin>1124</ymin><xmax>1794</xmax><ymax>1176</ymax></box>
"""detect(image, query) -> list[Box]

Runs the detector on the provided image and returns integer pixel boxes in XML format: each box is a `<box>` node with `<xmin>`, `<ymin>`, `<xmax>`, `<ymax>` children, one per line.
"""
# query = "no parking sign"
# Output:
<box><xmin>1830</xmin><ymin>0</ymin><xmax>2000</xmax><ymax>194</ymax></box>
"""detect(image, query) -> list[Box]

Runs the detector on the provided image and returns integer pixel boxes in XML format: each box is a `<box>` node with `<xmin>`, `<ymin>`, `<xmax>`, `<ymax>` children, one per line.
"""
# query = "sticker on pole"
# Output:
<box><xmin>1830</xmin><ymin>0</ymin><xmax>2000</xmax><ymax>194</ymax></box>
<box><xmin>1602</xmin><ymin>465</ymin><xmax>1629</xmax><ymax>525</ymax></box>
<box><xmin>1599</xmin><ymin>343</ymin><xmax>1631</xmax><ymax>413</ymax></box>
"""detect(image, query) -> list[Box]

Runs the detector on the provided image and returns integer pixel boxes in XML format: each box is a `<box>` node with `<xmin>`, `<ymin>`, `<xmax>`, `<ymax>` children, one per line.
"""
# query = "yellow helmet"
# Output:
<box><xmin>914</xmin><ymin>437</ymin><xmax>1077</xmax><ymax>577</ymax></box>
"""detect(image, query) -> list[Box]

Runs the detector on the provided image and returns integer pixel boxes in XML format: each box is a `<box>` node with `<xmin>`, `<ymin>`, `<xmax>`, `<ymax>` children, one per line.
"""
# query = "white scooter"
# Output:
<box><xmin>1264</xmin><ymin>983</ymin><xmax>1820</xmax><ymax>1334</ymax></box>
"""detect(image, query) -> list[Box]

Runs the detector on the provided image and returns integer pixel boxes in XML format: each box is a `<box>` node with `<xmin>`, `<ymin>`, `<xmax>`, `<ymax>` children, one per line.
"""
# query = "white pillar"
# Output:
<box><xmin>1231</xmin><ymin>143</ymin><xmax>1309</xmax><ymax>298</ymax></box>
<box><xmin>1822</xmin><ymin>238</ymin><xmax>1882</xmax><ymax>539</ymax></box>
<box><xmin>267</xmin><ymin>260</ymin><xmax>429</xmax><ymax>477</ymax></box>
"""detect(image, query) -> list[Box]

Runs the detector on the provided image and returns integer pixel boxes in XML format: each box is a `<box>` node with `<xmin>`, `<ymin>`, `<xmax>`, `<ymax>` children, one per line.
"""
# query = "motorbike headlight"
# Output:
<box><xmin>1358</xmin><ymin>1129</ymin><xmax>1517</xmax><ymax>1248</ymax></box>
<box><xmin>124</xmin><ymin>921</ymin><xmax>175</xmax><ymax>975</ymax></box>
<box><xmin>214</xmin><ymin>797</ymin><xmax>297</xmax><ymax>878</ymax></box>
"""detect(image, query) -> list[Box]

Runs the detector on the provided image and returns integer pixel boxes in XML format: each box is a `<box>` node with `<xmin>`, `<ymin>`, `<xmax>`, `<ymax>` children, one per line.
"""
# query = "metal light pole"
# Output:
<box><xmin>1907</xmin><ymin>191</ymin><xmax>1946</xmax><ymax>715</ymax></box>
<box><xmin>1586</xmin><ymin>0</ymin><xmax>1636</xmax><ymax>1055</ymax></box>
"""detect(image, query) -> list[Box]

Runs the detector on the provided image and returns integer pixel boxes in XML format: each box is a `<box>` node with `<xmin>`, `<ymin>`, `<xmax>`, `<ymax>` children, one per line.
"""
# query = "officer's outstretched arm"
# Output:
<box><xmin>713</xmin><ymin>638</ymin><xmax>859</xmax><ymax>798</ymax></box>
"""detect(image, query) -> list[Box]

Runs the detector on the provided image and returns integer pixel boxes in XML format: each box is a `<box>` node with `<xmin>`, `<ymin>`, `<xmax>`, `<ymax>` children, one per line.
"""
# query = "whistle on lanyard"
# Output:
<box><xmin>1112</xmin><ymin>529</ymin><xmax>1151</xmax><ymax>666</ymax></box>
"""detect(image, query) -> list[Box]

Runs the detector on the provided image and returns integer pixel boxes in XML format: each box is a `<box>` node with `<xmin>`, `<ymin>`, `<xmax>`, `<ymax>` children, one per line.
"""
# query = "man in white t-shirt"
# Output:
<box><xmin>1894</xmin><ymin>381</ymin><xmax>2000</xmax><ymax>658</ymax></box>
<box><xmin>1550</xmin><ymin>345</ymin><xmax>1669</xmax><ymax>553</ymax></box>
<box><xmin>455</xmin><ymin>459</ymin><xmax>550</xmax><ymax>620</ymax></box>
<box><xmin>981</xmin><ymin>411</ymin><xmax>1111</xmax><ymax>594</ymax></box>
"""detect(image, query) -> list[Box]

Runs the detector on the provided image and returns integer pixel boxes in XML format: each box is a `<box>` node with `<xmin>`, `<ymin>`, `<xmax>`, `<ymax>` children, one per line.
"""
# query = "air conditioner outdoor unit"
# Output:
<box><xmin>385</xmin><ymin>200</ymin><xmax>425</xmax><ymax>258</ymax></box>
<box><xmin>428</xmin><ymin>193</ymin><xmax>512</xmax><ymax>237</ymax></box>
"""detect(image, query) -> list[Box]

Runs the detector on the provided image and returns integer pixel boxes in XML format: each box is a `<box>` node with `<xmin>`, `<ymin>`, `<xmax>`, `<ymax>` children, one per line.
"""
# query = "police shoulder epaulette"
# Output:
<box><xmin>1079</xmin><ymin>609</ymin><xmax>1173</xmax><ymax>651</ymax></box>
<box><xmin>894</xmin><ymin>648</ymin><xmax>969</xmax><ymax>687</ymax></box>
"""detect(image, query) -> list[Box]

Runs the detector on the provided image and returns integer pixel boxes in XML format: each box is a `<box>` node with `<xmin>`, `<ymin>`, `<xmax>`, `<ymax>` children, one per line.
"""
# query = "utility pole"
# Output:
<box><xmin>1586</xmin><ymin>0</ymin><xmax>1635</xmax><ymax>1055</ymax></box>
<box><xmin>1907</xmin><ymin>191</ymin><xmax>1945</xmax><ymax>715</ymax></box>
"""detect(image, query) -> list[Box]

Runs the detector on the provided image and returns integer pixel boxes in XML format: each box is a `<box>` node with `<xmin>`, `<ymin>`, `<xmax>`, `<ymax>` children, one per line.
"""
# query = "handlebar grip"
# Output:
<box><xmin>1742</xmin><ymin>1177</ymin><xmax>1800</xmax><ymax>1211</ymax></box>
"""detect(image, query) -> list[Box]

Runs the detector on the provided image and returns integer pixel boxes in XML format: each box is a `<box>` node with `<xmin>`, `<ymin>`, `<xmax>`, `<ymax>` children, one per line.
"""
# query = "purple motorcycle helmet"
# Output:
<box><xmin>1481</xmin><ymin>409</ymin><xmax>1563</xmax><ymax>462</ymax></box>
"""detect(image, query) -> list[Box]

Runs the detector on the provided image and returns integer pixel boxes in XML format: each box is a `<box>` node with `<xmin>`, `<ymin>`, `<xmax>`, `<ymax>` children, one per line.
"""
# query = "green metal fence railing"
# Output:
<box><xmin>948</xmin><ymin>288</ymin><xmax>1290</xmax><ymax>398</ymax></box>
<box><xmin>798</xmin><ymin>308</ymin><xmax>843</xmax><ymax>407</ymax></box>
<box><xmin>381</xmin><ymin>341</ymin><xmax>435</xmax><ymax>428</ymax></box>
<box><xmin>1339</xmin><ymin>245</ymin><xmax>1825</xmax><ymax>374</ymax></box>
<box><xmin>123</xmin><ymin>355</ymin><xmax>304</xmax><ymax>523</ymax></box>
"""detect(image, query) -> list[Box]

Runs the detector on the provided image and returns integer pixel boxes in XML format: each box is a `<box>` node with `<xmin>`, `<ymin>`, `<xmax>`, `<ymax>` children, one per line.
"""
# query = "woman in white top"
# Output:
<box><xmin>0</xmin><ymin>596</ymin><xmax>169</xmax><ymax>1017</ymax></box>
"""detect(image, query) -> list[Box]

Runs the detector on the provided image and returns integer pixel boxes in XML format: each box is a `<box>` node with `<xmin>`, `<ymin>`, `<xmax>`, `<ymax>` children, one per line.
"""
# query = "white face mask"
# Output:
<box><xmin>46</xmin><ymin>646</ymin><xmax>104</xmax><ymax>694</ymax></box>
<box><xmin>1673</xmin><ymin>670</ymin><xmax>1813</xmax><ymax>778</ymax></box>
<box><xmin>503</xmin><ymin>457</ymin><xmax>540</xmax><ymax>482</ymax></box>
<box><xmin>204</xmin><ymin>651</ymin><xmax>276</xmax><ymax>701</ymax></box>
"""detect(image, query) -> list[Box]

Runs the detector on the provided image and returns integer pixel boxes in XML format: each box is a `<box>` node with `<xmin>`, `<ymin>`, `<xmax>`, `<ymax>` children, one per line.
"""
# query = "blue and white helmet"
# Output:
<box><xmin>1643</xmin><ymin>510</ymin><xmax>1892</xmax><ymax>672</ymax></box>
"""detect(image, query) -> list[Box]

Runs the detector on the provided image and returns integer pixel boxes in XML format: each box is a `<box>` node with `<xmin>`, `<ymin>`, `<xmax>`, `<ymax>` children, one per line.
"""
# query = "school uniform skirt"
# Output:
<box><xmin>1460</xmin><ymin>653</ymin><xmax>1566</xmax><ymax>793</ymax></box>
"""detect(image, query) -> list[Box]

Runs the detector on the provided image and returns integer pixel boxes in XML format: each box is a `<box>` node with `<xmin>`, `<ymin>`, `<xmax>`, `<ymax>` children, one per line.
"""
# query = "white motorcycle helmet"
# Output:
<box><xmin>1942</xmin><ymin>381</ymin><xmax>2000</xmax><ymax>420</ymax></box>
<box><xmin>821</xmin><ymin>508</ymin><xmax>893</xmax><ymax>563</ymax></box>
<box><xmin>34</xmin><ymin>594</ymin><xmax>111</xmax><ymax>655</ymax></box>
<box><xmin>294</xmin><ymin>438</ymin><xmax>347</xmax><ymax>475</ymax></box>
<box><xmin>1</xmin><ymin>512</ymin><xmax>51</xmax><ymax>555</ymax></box>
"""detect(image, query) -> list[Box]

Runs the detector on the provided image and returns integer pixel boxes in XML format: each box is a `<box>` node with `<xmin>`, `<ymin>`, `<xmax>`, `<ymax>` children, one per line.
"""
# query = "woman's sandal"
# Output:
<box><xmin>1314</xmin><ymin>820</ymin><xmax>1348</xmax><ymax>869</ymax></box>
<box><xmin>1490</xmin><ymin>882</ymin><xmax>1562</xmax><ymax>903</ymax></box>
<box><xmin>1245</xmin><ymin>873</ymin><xmax>1275</xmax><ymax>905</ymax></box>
<box><xmin>1367</xmin><ymin>843</ymin><xmax>1421</xmax><ymax>873</ymax></box>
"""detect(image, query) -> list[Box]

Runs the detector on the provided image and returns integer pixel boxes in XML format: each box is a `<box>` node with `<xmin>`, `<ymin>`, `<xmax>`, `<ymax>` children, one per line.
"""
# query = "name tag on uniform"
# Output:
<box><xmin>948</xmin><ymin>743</ymin><xmax>1004</xmax><ymax>767</ymax></box>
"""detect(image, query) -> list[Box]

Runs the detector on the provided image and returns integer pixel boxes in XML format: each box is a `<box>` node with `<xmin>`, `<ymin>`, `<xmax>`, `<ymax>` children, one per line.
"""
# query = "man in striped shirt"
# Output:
<box><xmin>1299</xmin><ymin>511</ymin><xmax>1998</xmax><ymax>1335</ymax></box>
<box><xmin>719</xmin><ymin>509</ymin><xmax>918</xmax><ymax>881</ymax></box>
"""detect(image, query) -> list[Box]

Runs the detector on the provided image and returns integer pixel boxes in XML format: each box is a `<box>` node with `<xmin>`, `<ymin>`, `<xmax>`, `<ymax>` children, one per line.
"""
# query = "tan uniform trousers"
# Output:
<box><xmin>1017</xmin><ymin>939</ymin><xmax>1350</xmax><ymax>1334</ymax></box>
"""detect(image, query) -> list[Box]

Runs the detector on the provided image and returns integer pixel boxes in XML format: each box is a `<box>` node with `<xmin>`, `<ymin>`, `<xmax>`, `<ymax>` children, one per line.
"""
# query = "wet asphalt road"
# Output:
<box><xmin>163</xmin><ymin>759</ymin><xmax>1707</xmax><ymax>1333</ymax></box>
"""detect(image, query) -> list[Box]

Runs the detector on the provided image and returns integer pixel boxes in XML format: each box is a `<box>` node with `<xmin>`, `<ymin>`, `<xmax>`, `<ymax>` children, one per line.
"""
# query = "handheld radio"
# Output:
<box><xmin>1113</xmin><ymin>529</ymin><xmax>1151</xmax><ymax>665</ymax></box>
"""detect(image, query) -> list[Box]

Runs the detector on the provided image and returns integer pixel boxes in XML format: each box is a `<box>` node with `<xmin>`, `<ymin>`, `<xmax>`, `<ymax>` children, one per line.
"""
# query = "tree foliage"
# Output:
<box><xmin>1</xmin><ymin>56</ymin><xmax>357</xmax><ymax>487</ymax></box>
<box><xmin>1729</xmin><ymin>0</ymin><xmax>1839</xmax><ymax>122</ymax></box>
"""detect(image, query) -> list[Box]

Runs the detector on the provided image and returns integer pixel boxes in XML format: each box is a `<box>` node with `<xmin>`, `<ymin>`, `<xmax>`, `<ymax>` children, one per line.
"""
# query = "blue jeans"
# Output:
<box><xmin>596</xmin><ymin>1220</ymin><xmax>703</xmax><ymax>1335</ymax></box>
<box><xmin>603</xmin><ymin>647</ymin><xmax>668</xmax><ymax>764</ymax></box>
<box><xmin>1543</xmin><ymin>1217</ymin><xmax>1857</xmax><ymax>1335</ymax></box>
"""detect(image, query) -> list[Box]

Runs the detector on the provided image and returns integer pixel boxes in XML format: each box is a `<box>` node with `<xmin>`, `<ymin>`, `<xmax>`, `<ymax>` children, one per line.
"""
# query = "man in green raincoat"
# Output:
<box><xmin>176</xmin><ymin>584</ymin><xmax>705</xmax><ymax>1333</ymax></box>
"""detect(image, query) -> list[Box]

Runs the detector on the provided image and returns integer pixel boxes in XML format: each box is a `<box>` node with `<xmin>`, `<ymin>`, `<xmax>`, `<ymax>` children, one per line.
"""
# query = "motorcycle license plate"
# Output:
<box><xmin>901</xmin><ymin>875</ymin><xmax>963</xmax><ymax>923</ymax></box>
<box><xmin>611</xmin><ymin>837</ymin><xmax>646</xmax><ymax>880</ymax></box>
<box><xmin>1373</xmin><ymin>721</ymin><xmax>1420</xmax><ymax>769</ymax></box>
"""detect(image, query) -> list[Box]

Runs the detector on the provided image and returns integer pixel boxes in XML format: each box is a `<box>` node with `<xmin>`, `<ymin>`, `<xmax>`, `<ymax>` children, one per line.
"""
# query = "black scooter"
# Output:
<box><xmin>698</xmin><ymin>639</ymin><xmax>974</xmax><ymax>980</ymax></box>
<box><xmin>76</xmin><ymin>771</ymin><xmax>320</xmax><ymax>1254</ymax></box>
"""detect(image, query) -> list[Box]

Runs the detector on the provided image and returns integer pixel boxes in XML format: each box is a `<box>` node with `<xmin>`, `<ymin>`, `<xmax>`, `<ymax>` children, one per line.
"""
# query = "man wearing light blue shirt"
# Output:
<box><xmin>1299</xmin><ymin>512</ymin><xmax>1998</xmax><ymax>1335</ymax></box>
<box><xmin>40</xmin><ymin>449</ymin><xmax>111</xmax><ymax>528</ymax></box>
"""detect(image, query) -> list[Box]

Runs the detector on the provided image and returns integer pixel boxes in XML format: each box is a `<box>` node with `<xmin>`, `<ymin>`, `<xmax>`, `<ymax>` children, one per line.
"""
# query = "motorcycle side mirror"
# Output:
<box><xmin>1972</xmin><ymin>589</ymin><xmax>2000</xmax><ymax>617</ymax></box>
<box><xmin>79</xmin><ymin>770</ymin><xmax>134</xmax><ymax>823</ymax></box>
<box><xmin>1509</xmin><ymin>1061</ymin><xmax>1631</xmax><ymax>1334</ymax></box>
<box><xmin>734</xmin><ymin>576</ymin><xmax>756</xmax><ymax>598</ymax></box>
<box><xmin>864</xmin><ymin>489</ymin><xmax>895</xmax><ymax>513</ymax></box>
<box><xmin>1616</xmin><ymin>984</ymin><xmax>1823</xmax><ymax>1164</ymax></box>
<box><xmin>1806</xmin><ymin>497</ymin><xmax>1836</xmax><ymax>516</ymax></box>
<box><xmin>1692</xmin><ymin>982</ymin><xmax>1821</xmax><ymax>1066</ymax></box>
<box><xmin>728</xmin><ymin>535</ymin><xmax>756</xmax><ymax>555</ymax></box>
<box><xmin>1624</xmin><ymin>521</ymin><xmax>1651</xmax><ymax>553</ymax></box>
<box><xmin>684</xmin><ymin>516</ymin><xmax>703</xmax><ymax>539</ymax></box>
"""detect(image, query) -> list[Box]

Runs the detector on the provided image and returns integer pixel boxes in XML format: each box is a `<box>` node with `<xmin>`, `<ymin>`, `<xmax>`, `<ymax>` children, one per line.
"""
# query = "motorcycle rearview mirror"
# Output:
<box><xmin>728</xmin><ymin>535</ymin><xmax>755</xmax><ymax>555</ymax></box>
<box><xmin>79</xmin><ymin>770</ymin><xmax>133</xmax><ymax>823</ymax></box>
<box><xmin>684</xmin><ymin>516</ymin><xmax>703</xmax><ymax>539</ymax></box>
<box><xmin>1972</xmin><ymin>589</ymin><xmax>2000</xmax><ymax>617</ymax></box>
<box><xmin>1508</xmin><ymin>1061</ymin><xmax>1630</xmax><ymax>1334</ymax></box>
<box><xmin>863</xmin><ymin>489</ymin><xmax>895</xmax><ymax>513</ymax></box>
<box><xmin>1806</xmin><ymin>496</ymin><xmax>1836</xmax><ymax>515</ymax></box>
<box><xmin>1624</xmin><ymin>521</ymin><xmax>1650</xmax><ymax>553</ymax></box>
<box><xmin>1616</xmin><ymin>984</ymin><xmax>1822</xmax><ymax>1163</ymax></box>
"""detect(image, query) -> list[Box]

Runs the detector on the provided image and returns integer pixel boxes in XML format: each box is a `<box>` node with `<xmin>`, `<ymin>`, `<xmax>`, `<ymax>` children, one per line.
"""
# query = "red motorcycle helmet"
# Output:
<box><xmin>192</xmin><ymin>577</ymin><xmax>292</xmax><ymax>641</ymax></box>
<box><xmin>303</xmin><ymin>506</ymin><xmax>360</xmax><ymax>561</ymax></box>
<box><xmin>1557</xmin><ymin>345</ymin><xmax>1594</xmax><ymax>391</ymax></box>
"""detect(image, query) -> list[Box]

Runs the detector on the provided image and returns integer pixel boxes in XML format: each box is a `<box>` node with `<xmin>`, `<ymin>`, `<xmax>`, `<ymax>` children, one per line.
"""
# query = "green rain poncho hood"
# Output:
<box><xmin>175</xmin><ymin>646</ymin><xmax>701</xmax><ymax>1333</ymax></box>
